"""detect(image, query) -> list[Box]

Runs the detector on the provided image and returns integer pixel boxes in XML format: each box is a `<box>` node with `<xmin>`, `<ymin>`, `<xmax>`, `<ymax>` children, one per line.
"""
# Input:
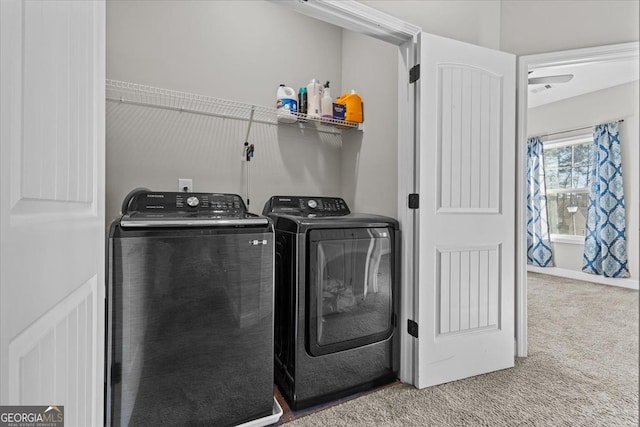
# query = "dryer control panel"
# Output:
<box><xmin>263</xmin><ymin>196</ymin><xmax>350</xmax><ymax>216</ymax></box>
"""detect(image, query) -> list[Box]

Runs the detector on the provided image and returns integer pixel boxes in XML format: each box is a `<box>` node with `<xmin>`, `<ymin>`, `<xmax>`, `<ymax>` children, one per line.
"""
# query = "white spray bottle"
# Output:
<box><xmin>306</xmin><ymin>79</ymin><xmax>323</xmax><ymax>119</ymax></box>
<box><xmin>321</xmin><ymin>81</ymin><xmax>333</xmax><ymax>120</ymax></box>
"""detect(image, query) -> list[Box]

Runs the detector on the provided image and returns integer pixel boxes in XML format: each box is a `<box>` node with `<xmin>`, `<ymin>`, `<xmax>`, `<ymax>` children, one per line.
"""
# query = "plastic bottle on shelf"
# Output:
<box><xmin>306</xmin><ymin>79</ymin><xmax>323</xmax><ymax>120</ymax></box>
<box><xmin>337</xmin><ymin>89</ymin><xmax>364</xmax><ymax>123</ymax></box>
<box><xmin>298</xmin><ymin>87</ymin><xmax>307</xmax><ymax>121</ymax></box>
<box><xmin>276</xmin><ymin>84</ymin><xmax>298</xmax><ymax>124</ymax></box>
<box><xmin>321</xmin><ymin>81</ymin><xmax>333</xmax><ymax>121</ymax></box>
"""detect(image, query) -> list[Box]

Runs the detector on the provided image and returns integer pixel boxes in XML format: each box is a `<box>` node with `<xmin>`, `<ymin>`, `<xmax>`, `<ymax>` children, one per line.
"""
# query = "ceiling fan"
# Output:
<box><xmin>528</xmin><ymin>71</ymin><xmax>574</xmax><ymax>85</ymax></box>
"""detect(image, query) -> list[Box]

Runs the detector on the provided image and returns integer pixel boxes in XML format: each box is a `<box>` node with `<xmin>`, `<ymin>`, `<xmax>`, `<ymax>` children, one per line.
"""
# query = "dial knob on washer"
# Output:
<box><xmin>307</xmin><ymin>199</ymin><xmax>318</xmax><ymax>209</ymax></box>
<box><xmin>187</xmin><ymin>196</ymin><xmax>200</xmax><ymax>207</ymax></box>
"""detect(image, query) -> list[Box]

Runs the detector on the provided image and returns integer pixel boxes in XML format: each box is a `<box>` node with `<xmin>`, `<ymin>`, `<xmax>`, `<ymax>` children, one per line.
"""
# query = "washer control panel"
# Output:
<box><xmin>125</xmin><ymin>191</ymin><xmax>246</xmax><ymax>214</ymax></box>
<box><xmin>264</xmin><ymin>196</ymin><xmax>350</xmax><ymax>216</ymax></box>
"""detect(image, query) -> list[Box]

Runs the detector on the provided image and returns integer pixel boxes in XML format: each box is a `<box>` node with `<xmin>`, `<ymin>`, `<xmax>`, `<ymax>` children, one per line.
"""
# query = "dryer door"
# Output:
<box><xmin>307</xmin><ymin>227</ymin><xmax>395</xmax><ymax>356</ymax></box>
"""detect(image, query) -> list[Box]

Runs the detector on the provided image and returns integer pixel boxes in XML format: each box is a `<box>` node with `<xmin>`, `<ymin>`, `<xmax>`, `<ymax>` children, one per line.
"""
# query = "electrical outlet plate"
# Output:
<box><xmin>178</xmin><ymin>178</ymin><xmax>193</xmax><ymax>193</ymax></box>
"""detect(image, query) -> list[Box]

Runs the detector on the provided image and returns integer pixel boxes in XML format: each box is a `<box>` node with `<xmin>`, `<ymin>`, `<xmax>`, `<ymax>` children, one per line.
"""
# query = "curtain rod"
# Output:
<box><xmin>532</xmin><ymin>119</ymin><xmax>624</xmax><ymax>139</ymax></box>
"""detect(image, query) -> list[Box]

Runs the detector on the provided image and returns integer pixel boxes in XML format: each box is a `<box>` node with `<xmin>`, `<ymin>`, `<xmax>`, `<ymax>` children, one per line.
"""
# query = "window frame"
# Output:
<box><xmin>543</xmin><ymin>134</ymin><xmax>593</xmax><ymax>244</ymax></box>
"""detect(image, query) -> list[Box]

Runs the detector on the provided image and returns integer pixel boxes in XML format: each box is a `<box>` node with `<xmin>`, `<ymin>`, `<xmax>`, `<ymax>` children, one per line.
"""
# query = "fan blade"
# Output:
<box><xmin>528</xmin><ymin>74</ymin><xmax>574</xmax><ymax>85</ymax></box>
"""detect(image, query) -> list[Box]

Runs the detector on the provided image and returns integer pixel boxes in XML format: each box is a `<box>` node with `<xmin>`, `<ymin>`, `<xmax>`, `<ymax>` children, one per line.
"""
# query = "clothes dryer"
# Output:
<box><xmin>263</xmin><ymin>196</ymin><xmax>399</xmax><ymax>410</ymax></box>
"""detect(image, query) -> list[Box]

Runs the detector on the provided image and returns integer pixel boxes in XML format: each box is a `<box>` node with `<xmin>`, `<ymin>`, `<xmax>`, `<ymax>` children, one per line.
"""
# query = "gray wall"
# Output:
<box><xmin>500</xmin><ymin>0</ymin><xmax>639</xmax><ymax>55</ymax></box>
<box><xmin>528</xmin><ymin>81</ymin><xmax>639</xmax><ymax>280</ymax></box>
<box><xmin>106</xmin><ymin>0</ymin><xmax>345</xmax><ymax>221</ymax></box>
<box><xmin>340</xmin><ymin>31</ymin><xmax>398</xmax><ymax>218</ymax></box>
<box><xmin>107</xmin><ymin>0</ymin><xmax>344</xmax><ymax>107</ymax></box>
<box><xmin>362</xmin><ymin>0</ymin><xmax>502</xmax><ymax>49</ymax></box>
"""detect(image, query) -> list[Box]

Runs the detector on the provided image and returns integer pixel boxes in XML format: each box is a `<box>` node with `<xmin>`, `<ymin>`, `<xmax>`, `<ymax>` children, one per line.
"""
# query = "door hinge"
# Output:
<box><xmin>111</xmin><ymin>363</ymin><xmax>122</xmax><ymax>385</ymax></box>
<box><xmin>409</xmin><ymin>64</ymin><xmax>420</xmax><ymax>83</ymax></box>
<box><xmin>407</xmin><ymin>319</ymin><xmax>419</xmax><ymax>338</ymax></box>
<box><xmin>408</xmin><ymin>193</ymin><xmax>419</xmax><ymax>209</ymax></box>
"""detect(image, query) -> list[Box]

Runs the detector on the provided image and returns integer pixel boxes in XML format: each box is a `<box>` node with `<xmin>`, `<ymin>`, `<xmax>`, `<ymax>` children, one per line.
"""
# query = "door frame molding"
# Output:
<box><xmin>516</xmin><ymin>41</ymin><xmax>640</xmax><ymax>357</ymax></box>
<box><xmin>265</xmin><ymin>0</ymin><xmax>420</xmax><ymax>45</ymax></box>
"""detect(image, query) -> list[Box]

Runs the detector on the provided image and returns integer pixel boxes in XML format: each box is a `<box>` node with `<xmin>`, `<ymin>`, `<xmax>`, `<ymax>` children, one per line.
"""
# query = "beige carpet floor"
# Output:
<box><xmin>285</xmin><ymin>272</ymin><xmax>639</xmax><ymax>426</ymax></box>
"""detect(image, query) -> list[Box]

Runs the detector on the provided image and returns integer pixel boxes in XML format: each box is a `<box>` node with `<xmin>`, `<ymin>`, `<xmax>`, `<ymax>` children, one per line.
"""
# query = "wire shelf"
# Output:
<box><xmin>105</xmin><ymin>79</ymin><xmax>362</xmax><ymax>133</ymax></box>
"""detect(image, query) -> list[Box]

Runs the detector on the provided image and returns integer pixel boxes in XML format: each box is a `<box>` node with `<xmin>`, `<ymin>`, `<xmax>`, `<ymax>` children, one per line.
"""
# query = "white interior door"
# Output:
<box><xmin>0</xmin><ymin>1</ymin><xmax>105</xmax><ymax>425</ymax></box>
<box><xmin>414</xmin><ymin>32</ymin><xmax>516</xmax><ymax>388</ymax></box>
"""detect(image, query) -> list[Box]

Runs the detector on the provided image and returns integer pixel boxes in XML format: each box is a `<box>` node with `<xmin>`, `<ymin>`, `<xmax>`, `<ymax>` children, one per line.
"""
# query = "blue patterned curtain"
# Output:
<box><xmin>583</xmin><ymin>122</ymin><xmax>629</xmax><ymax>278</ymax></box>
<box><xmin>527</xmin><ymin>137</ymin><xmax>554</xmax><ymax>267</ymax></box>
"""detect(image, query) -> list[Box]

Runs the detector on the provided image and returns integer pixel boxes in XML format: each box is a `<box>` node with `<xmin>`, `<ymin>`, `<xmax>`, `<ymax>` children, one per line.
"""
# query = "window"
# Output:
<box><xmin>543</xmin><ymin>136</ymin><xmax>593</xmax><ymax>240</ymax></box>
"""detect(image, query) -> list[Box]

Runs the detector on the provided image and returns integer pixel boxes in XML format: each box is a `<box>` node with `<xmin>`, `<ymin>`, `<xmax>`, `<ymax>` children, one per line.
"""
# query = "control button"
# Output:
<box><xmin>187</xmin><ymin>196</ymin><xmax>200</xmax><ymax>207</ymax></box>
<box><xmin>307</xmin><ymin>199</ymin><xmax>318</xmax><ymax>209</ymax></box>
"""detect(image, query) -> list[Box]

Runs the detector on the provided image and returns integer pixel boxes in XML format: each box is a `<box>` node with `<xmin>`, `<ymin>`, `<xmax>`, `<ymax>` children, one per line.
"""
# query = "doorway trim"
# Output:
<box><xmin>516</xmin><ymin>41</ymin><xmax>640</xmax><ymax>357</ymax></box>
<box><xmin>265</xmin><ymin>0</ymin><xmax>420</xmax><ymax>45</ymax></box>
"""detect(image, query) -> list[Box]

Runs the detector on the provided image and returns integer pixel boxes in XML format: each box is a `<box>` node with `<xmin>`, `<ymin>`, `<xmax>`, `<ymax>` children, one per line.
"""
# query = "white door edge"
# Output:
<box><xmin>396</xmin><ymin>35</ymin><xmax>419</xmax><ymax>384</ymax></box>
<box><xmin>515</xmin><ymin>41</ymin><xmax>640</xmax><ymax>358</ymax></box>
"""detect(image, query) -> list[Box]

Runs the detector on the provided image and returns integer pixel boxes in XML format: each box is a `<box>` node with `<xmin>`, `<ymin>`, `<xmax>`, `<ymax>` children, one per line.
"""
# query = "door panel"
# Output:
<box><xmin>437</xmin><ymin>65</ymin><xmax>502</xmax><ymax>213</ymax></box>
<box><xmin>416</xmin><ymin>32</ymin><xmax>515</xmax><ymax>388</ymax></box>
<box><xmin>0</xmin><ymin>0</ymin><xmax>105</xmax><ymax>425</ymax></box>
<box><xmin>436</xmin><ymin>246</ymin><xmax>500</xmax><ymax>335</ymax></box>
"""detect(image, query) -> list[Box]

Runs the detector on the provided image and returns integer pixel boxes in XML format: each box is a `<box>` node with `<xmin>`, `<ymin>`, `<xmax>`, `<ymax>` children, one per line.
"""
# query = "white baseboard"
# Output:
<box><xmin>527</xmin><ymin>266</ymin><xmax>639</xmax><ymax>290</ymax></box>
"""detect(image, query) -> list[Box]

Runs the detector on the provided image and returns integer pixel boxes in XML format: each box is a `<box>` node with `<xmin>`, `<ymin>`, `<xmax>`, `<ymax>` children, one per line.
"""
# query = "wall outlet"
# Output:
<box><xmin>178</xmin><ymin>178</ymin><xmax>193</xmax><ymax>193</ymax></box>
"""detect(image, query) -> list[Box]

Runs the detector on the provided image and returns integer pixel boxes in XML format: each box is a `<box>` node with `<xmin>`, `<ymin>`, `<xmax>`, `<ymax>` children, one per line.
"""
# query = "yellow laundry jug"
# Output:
<box><xmin>336</xmin><ymin>90</ymin><xmax>363</xmax><ymax>123</ymax></box>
